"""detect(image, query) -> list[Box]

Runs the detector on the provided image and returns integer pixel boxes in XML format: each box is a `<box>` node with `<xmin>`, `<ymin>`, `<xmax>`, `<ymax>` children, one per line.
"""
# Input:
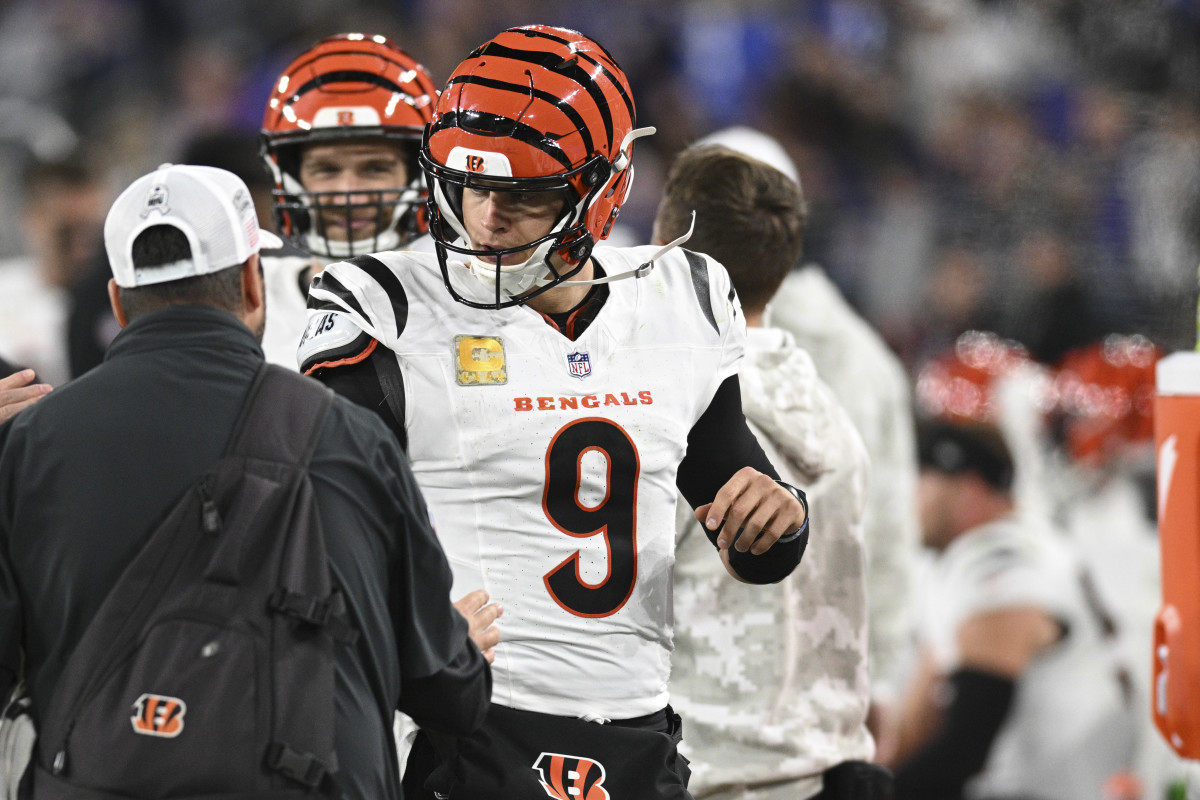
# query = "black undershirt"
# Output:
<box><xmin>538</xmin><ymin>261</ymin><xmax>609</xmax><ymax>341</ymax></box>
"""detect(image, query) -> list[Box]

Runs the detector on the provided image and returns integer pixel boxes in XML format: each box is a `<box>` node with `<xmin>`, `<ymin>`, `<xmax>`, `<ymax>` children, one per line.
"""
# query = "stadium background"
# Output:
<box><xmin>0</xmin><ymin>0</ymin><xmax>1196</xmax><ymax>373</ymax></box>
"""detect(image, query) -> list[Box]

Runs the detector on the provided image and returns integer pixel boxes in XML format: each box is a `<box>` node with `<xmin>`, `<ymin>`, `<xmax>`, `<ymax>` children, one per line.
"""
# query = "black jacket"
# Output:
<box><xmin>0</xmin><ymin>305</ymin><xmax>489</xmax><ymax>799</ymax></box>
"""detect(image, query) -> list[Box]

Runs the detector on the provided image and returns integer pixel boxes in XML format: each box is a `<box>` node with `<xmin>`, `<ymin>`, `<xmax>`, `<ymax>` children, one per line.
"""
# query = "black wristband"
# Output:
<box><xmin>726</xmin><ymin>530</ymin><xmax>806</xmax><ymax>583</ymax></box>
<box><xmin>893</xmin><ymin>668</ymin><xmax>1016</xmax><ymax>799</ymax></box>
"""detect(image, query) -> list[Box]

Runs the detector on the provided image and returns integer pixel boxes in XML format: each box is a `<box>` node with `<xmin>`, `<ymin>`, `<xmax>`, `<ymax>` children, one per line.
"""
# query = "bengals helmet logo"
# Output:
<box><xmin>131</xmin><ymin>693</ymin><xmax>187</xmax><ymax>738</ymax></box>
<box><xmin>533</xmin><ymin>752</ymin><xmax>609</xmax><ymax>800</ymax></box>
<box><xmin>337</xmin><ymin>109</ymin><xmax>356</xmax><ymax>126</ymax></box>
<box><xmin>465</xmin><ymin>154</ymin><xmax>486</xmax><ymax>173</ymax></box>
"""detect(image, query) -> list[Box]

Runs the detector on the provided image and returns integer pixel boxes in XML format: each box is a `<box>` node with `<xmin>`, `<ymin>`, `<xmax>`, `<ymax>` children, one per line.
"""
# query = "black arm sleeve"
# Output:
<box><xmin>892</xmin><ymin>668</ymin><xmax>1017</xmax><ymax>800</ymax></box>
<box><xmin>676</xmin><ymin>374</ymin><xmax>805</xmax><ymax>584</ymax></box>
<box><xmin>398</xmin><ymin>637</ymin><xmax>492</xmax><ymax>735</ymax></box>
<box><xmin>310</xmin><ymin>347</ymin><xmax>407</xmax><ymax>451</ymax></box>
<box><xmin>675</xmin><ymin>374</ymin><xmax>779</xmax><ymax>507</ymax></box>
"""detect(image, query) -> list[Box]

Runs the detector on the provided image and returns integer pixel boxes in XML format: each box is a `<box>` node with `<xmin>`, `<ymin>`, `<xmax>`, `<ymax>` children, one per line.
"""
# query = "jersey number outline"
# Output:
<box><xmin>542</xmin><ymin>417</ymin><xmax>640</xmax><ymax>618</ymax></box>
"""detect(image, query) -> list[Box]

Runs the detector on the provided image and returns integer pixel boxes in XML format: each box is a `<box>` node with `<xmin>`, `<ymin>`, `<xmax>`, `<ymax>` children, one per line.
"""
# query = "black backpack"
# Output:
<box><xmin>31</xmin><ymin>364</ymin><xmax>355</xmax><ymax>799</ymax></box>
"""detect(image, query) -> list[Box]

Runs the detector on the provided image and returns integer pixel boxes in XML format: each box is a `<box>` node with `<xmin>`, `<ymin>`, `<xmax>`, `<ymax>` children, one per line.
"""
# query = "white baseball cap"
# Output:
<box><xmin>105</xmin><ymin>163</ymin><xmax>283</xmax><ymax>288</ymax></box>
<box><xmin>695</xmin><ymin>126</ymin><xmax>800</xmax><ymax>186</ymax></box>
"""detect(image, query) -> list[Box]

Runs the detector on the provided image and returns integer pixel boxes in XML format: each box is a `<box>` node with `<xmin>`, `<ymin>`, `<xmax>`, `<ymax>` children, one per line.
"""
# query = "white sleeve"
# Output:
<box><xmin>694</xmin><ymin>250</ymin><xmax>746</xmax><ymax>396</ymax></box>
<box><xmin>945</xmin><ymin>526</ymin><xmax>1075</xmax><ymax>626</ymax></box>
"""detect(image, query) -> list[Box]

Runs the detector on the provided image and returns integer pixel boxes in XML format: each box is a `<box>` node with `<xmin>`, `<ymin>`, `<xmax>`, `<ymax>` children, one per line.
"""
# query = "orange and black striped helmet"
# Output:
<box><xmin>915</xmin><ymin>331</ymin><xmax>1044</xmax><ymax>424</ymax></box>
<box><xmin>420</xmin><ymin>25</ymin><xmax>646</xmax><ymax>309</ymax></box>
<box><xmin>1052</xmin><ymin>334</ymin><xmax>1161</xmax><ymax>467</ymax></box>
<box><xmin>261</xmin><ymin>33</ymin><xmax>438</xmax><ymax>258</ymax></box>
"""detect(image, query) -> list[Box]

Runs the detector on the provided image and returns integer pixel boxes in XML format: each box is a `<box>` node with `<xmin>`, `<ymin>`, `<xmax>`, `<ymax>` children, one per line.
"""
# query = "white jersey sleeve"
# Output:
<box><xmin>926</xmin><ymin>516</ymin><xmax>1076</xmax><ymax>652</ymax></box>
<box><xmin>297</xmin><ymin>253</ymin><xmax>425</xmax><ymax>373</ymax></box>
<box><xmin>259</xmin><ymin>252</ymin><xmax>313</xmax><ymax>370</ymax></box>
<box><xmin>678</xmin><ymin>248</ymin><xmax>746</xmax><ymax>405</ymax></box>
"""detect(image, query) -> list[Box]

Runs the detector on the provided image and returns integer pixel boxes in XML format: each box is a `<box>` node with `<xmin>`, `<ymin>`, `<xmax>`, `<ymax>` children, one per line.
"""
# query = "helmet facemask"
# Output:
<box><xmin>422</xmin><ymin>147</ymin><xmax>618</xmax><ymax>309</ymax></box>
<box><xmin>268</xmin><ymin>149</ymin><xmax>425</xmax><ymax>259</ymax></box>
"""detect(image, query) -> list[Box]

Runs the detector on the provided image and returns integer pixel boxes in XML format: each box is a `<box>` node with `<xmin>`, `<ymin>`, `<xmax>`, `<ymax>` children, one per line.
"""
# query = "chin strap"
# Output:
<box><xmin>538</xmin><ymin>211</ymin><xmax>696</xmax><ymax>289</ymax></box>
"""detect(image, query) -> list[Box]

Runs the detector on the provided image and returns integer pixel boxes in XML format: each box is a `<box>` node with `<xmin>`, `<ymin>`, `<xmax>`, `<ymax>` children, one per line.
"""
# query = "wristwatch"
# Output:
<box><xmin>775</xmin><ymin>480</ymin><xmax>809</xmax><ymax>543</ymax></box>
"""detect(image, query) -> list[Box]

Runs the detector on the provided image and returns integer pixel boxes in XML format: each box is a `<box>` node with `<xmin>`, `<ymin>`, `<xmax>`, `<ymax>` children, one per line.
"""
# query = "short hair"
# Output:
<box><xmin>655</xmin><ymin>144</ymin><xmax>806</xmax><ymax>313</ymax></box>
<box><xmin>117</xmin><ymin>225</ymin><xmax>243</xmax><ymax>320</ymax></box>
<box><xmin>917</xmin><ymin>420</ymin><xmax>1015</xmax><ymax>492</ymax></box>
<box><xmin>21</xmin><ymin>154</ymin><xmax>101</xmax><ymax>200</ymax></box>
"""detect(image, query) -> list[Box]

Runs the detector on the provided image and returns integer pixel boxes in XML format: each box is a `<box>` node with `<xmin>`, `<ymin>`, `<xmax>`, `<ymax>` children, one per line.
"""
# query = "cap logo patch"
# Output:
<box><xmin>142</xmin><ymin>184</ymin><xmax>169</xmax><ymax>218</ymax></box>
<box><xmin>232</xmin><ymin>188</ymin><xmax>252</xmax><ymax>214</ymax></box>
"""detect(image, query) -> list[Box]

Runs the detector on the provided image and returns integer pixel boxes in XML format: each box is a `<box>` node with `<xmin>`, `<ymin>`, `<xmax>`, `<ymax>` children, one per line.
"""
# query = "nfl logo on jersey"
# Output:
<box><xmin>567</xmin><ymin>351</ymin><xmax>591</xmax><ymax>379</ymax></box>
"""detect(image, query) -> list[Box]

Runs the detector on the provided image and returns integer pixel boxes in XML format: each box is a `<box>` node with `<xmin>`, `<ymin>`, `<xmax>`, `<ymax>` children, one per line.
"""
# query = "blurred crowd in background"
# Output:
<box><xmin>1</xmin><ymin>0</ymin><xmax>1199</xmax><ymax>384</ymax></box>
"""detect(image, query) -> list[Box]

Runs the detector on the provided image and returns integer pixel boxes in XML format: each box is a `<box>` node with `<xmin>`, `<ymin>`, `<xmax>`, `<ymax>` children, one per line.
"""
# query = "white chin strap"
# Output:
<box><xmin>464</xmin><ymin>238</ymin><xmax>558</xmax><ymax>299</ymax></box>
<box><xmin>537</xmin><ymin>211</ymin><xmax>696</xmax><ymax>289</ymax></box>
<box><xmin>443</xmin><ymin>126</ymin><xmax>671</xmax><ymax>300</ymax></box>
<box><xmin>456</xmin><ymin>212</ymin><xmax>695</xmax><ymax>299</ymax></box>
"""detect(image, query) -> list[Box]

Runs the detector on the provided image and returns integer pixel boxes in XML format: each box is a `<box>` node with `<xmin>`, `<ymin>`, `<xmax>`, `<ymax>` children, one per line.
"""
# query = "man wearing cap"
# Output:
<box><xmin>887</xmin><ymin>420</ymin><xmax>1134</xmax><ymax>800</ymax></box>
<box><xmin>0</xmin><ymin>163</ymin><xmax>490</xmax><ymax>799</ymax></box>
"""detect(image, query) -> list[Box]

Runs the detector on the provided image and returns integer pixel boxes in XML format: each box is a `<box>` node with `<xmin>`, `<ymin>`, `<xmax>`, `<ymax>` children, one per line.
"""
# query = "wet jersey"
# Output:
<box><xmin>300</xmin><ymin>247</ymin><xmax>745</xmax><ymax>719</ymax></box>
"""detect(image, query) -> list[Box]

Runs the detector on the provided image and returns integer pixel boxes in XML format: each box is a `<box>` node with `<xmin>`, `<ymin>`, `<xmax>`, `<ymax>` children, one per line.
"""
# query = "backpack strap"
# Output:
<box><xmin>226</xmin><ymin>363</ymin><xmax>333</xmax><ymax>466</ymax></box>
<box><xmin>200</xmin><ymin>364</ymin><xmax>333</xmax><ymax>589</ymax></box>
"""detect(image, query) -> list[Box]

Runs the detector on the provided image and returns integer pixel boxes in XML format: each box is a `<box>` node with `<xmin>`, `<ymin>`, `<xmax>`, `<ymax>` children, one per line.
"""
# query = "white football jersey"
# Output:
<box><xmin>301</xmin><ymin>247</ymin><xmax>745</xmax><ymax>718</ymax></box>
<box><xmin>920</xmin><ymin>514</ymin><xmax>1135</xmax><ymax>800</ymax></box>
<box><xmin>259</xmin><ymin>250</ymin><xmax>314</xmax><ymax>369</ymax></box>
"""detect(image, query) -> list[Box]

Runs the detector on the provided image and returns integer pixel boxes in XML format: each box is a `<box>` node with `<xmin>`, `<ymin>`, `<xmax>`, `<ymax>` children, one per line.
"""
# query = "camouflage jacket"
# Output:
<box><xmin>767</xmin><ymin>267</ymin><xmax>919</xmax><ymax>703</ymax></box>
<box><xmin>672</xmin><ymin>327</ymin><xmax>874</xmax><ymax>797</ymax></box>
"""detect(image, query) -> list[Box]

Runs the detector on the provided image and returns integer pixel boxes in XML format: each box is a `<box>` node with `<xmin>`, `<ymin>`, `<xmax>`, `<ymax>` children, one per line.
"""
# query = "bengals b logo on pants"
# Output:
<box><xmin>534</xmin><ymin>752</ymin><xmax>609</xmax><ymax>800</ymax></box>
<box><xmin>130</xmin><ymin>693</ymin><xmax>187</xmax><ymax>738</ymax></box>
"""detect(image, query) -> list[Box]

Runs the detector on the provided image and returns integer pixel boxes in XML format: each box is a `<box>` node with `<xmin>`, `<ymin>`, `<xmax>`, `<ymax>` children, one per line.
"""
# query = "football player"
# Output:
<box><xmin>257</xmin><ymin>33</ymin><xmax>438</xmax><ymax>367</ymax></box>
<box><xmin>890</xmin><ymin>420</ymin><xmax>1135</xmax><ymax>800</ymax></box>
<box><xmin>298</xmin><ymin>25</ymin><xmax>809</xmax><ymax>798</ymax></box>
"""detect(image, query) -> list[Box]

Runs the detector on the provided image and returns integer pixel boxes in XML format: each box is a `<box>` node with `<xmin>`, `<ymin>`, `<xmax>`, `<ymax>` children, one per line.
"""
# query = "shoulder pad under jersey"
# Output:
<box><xmin>298</xmin><ymin>310</ymin><xmax>377</xmax><ymax>375</ymax></box>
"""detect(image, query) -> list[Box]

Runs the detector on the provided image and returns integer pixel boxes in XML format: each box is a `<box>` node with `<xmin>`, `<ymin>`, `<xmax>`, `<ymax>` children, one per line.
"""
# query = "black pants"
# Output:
<box><xmin>811</xmin><ymin>761</ymin><xmax>894</xmax><ymax>800</ymax></box>
<box><xmin>404</xmin><ymin>704</ymin><xmax>691</xmax><ymax>800</ymax></box>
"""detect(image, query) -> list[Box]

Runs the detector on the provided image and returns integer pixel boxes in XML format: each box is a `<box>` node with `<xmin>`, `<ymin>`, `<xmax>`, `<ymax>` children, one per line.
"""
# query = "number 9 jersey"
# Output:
<box><xmin>300</xmin><ymin>245</ymin><xmax>745</xmax><ymax>719</ymax></box>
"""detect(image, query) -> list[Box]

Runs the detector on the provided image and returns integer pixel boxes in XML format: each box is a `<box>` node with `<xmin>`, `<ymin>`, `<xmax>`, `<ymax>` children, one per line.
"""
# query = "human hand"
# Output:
<box><xmin>694</xmin><ymin>467</ymin><xmax>806</xmax><ymax>555</ymax></box>
<box><xmin>867</xmin><ymin>701</ymin><xmax>898</xmax><ymax>765</ymax></box>
<box><xmin>0</xmin><ymin>370</ymin><xmax>51</xmax><ymax>424</ymax></box>
<box><xmin>453</xmin><ymin>589</ymin><xmax>503</xmax><ymax>664</ymax></box>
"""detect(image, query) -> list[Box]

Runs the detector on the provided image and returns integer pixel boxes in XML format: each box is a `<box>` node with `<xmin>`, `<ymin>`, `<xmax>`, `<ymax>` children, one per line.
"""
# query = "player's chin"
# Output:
<box><xmin>322</xmin><ymin>219</ymin><xmax>382</xmax><ymax>241</ymax></box>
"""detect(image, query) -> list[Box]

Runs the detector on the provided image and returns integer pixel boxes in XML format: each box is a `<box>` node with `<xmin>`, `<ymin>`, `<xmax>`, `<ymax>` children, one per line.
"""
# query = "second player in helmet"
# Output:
<box><xmin>257</xmin><ymin>33</ymin><xmax>439</xmax><ymax>368</ymax></box>
<box><xmin>261</xmin><ymin>32</ymin><xmax>437</xmax><ymax>260</ymax></box>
